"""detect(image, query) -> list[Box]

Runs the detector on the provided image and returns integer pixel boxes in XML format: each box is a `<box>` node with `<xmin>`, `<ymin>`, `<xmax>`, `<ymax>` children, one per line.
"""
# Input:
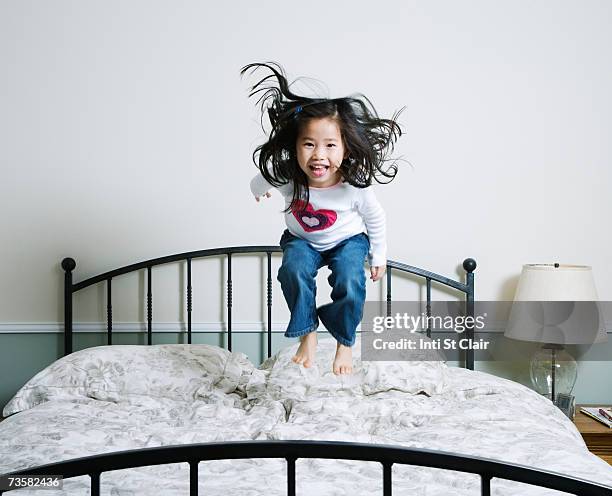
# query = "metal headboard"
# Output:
<box><xmin>61</xmin><ymin>247</ymin><xmax>476</xmax><ymax>368</ymax></box>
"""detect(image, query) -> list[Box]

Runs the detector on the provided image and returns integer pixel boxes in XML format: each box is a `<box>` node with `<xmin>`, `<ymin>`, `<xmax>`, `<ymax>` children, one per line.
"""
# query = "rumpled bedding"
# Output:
<box><xmin>1</xmin><ymin>340</ymin><xmax>611</xmax><ymax>495</ymax></box>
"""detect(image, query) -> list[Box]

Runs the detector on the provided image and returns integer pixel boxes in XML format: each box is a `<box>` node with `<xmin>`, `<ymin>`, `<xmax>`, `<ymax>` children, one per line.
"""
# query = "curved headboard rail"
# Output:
<box><xmin>64</xmin><ymin>246</ymin><xmax>283</xmax><ymax>292</ymax></box>
<box><xmin>61</xmin><ymin>246</ymin><xmax>476</xmax><ymax>367</ymax></box>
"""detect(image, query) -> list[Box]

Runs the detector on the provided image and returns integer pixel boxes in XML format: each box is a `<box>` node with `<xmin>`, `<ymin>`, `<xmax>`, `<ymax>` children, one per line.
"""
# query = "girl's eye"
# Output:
<box><xmin>327</xmin><ymin>144</ymin><xmax>336</xmax><ymax>147</ymax></box>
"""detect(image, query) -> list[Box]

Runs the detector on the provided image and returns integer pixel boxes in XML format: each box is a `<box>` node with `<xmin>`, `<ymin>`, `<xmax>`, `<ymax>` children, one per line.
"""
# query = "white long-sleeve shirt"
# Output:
<box><xmin>250</xmin><ymin>172</ymin><xmax>387</xmax><ymax>267</ymax></box>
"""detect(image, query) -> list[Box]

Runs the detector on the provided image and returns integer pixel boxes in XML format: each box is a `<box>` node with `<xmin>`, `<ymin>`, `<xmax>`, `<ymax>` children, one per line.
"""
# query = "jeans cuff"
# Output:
<box><xmin>325</xmin><ymin>327</ymin><xmax>356</xmax><ymax>347</ymax></box>
<box><xmin>284</xmin><ymin>323</ymin><xmax>319</xmax><ymax>339</ymax></box>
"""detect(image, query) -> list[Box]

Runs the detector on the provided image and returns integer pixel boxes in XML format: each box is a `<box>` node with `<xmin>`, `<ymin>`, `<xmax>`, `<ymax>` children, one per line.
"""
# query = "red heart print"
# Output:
<box><xmin>292</xmin><ymin>200</ymin><xmax>337</xmax><ymax>232</ymax></box>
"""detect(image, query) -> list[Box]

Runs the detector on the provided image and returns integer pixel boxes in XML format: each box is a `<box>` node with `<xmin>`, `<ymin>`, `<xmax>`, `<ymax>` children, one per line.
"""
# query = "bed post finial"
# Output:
<box><xmin>462</xmin><ymin>258</ymin><xmax>477</xmax><ymax>273</ymax></box>
<box><xmin>61</xmin><ymin>258</ymin><xmax>76</xmax><ymax>356</ymax></box>
<box><xmin>62</xmin><ymin>258</ymin><xmax>76</xmax><ymax>272</ymax></box>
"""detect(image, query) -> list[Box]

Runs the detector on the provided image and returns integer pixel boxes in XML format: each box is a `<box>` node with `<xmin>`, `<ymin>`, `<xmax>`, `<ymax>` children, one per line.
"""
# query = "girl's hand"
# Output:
<box><xmin>370</xmin><ymin>265</ymin><xmax>386</xmax><ymax>282</ymax></box>
<box><xmin>255</xmin><ymin>192</ymin><xmax>272</xmax><ymax>202</ymax></box>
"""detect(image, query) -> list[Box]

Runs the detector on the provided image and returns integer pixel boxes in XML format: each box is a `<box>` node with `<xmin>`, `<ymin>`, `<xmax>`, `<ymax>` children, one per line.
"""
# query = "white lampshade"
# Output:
<box><xmin>505</xmin><ymin>264</ymin><xmax>607</xmax><ymax>345</ymax></box>
<box><xmin>513</xmin><ymin>264</ymin><xmax>599</xmax><ymax>301</ymax></box>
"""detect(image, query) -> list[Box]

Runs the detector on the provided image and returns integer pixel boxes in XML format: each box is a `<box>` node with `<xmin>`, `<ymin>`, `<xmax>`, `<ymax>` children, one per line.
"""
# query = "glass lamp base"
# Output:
<box><xmin>529</xmin><ymin>344</ymin><xmax>577</xmax><ymax>401</ymax></box>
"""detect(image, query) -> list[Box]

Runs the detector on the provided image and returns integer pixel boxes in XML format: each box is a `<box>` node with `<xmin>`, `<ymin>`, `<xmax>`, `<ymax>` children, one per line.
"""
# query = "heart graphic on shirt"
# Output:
<box><xmin>292</xmin><ymin>200</ymin><xmax>337</xmax><ymax>232</ymax></box>
<box><xmin>302</xmin><ymin>216</ymin><xmax>320</xmax><ymax>228</ymax></box>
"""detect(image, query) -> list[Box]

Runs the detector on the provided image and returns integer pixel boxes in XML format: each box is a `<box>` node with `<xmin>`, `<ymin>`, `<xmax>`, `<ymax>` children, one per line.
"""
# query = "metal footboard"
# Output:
<box><xmin>1</xmin><ymin>441</ymin><xmax>611</xmax><ymax>496</ymax></box>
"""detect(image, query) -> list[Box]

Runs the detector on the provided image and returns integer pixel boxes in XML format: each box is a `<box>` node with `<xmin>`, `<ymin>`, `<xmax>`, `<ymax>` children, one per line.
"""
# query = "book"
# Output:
<box><xmin>580</xmin><ymin>407</ymin><xmax>612</xmax><ymax>428</ymax></box>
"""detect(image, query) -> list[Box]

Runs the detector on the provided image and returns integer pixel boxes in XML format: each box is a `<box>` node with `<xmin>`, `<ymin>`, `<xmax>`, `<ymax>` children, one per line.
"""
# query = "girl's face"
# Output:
<box><xmin>296</xmin><ymin>117</ymin><xmax>347</xmax><ymax>188</ymax></box>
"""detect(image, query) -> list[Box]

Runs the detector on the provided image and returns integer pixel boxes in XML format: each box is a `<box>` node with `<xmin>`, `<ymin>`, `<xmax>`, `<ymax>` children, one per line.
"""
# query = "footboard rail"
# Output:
<box><xmin>1</xmin><ymin>441</ymin><xmax>610</xmax><ymax>496</ymax></box>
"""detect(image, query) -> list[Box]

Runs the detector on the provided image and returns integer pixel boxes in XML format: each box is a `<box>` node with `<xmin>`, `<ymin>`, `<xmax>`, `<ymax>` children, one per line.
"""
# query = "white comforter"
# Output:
<box><xmin>1</xmin><ymin>341</ymin><xmax>611</xmax><ymax>495</ymax></box>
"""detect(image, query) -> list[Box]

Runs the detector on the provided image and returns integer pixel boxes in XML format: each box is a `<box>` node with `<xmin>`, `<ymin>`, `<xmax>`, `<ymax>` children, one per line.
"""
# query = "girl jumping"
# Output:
<box><xmin>241</xmin><ymin>62</ymin><xmax>403</xmax><ymax>375</ymax></box>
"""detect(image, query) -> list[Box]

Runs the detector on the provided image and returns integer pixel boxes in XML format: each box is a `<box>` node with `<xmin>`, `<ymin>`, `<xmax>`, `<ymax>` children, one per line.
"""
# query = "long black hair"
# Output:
<box><xmin>240</xmin><ymin>61</ymin><xmax>404</xmax><ymax>213</ymax></box>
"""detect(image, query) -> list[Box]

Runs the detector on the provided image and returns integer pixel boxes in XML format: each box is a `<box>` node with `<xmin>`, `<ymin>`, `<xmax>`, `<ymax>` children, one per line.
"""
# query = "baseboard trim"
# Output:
<box><xmin>0</xmin><ymin>322</ymin><xmax>289</xmax><ymax>334</ymax></box>
<box><xmin>1</xmin><ymin>322</ymin><xmax>610</xmax><ymax>334</ymax></box>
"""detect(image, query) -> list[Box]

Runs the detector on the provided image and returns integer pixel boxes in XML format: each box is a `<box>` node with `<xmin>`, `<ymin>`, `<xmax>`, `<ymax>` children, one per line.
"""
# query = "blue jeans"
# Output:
<box><xmin>277</xmin><ymin>229</ymin><xmax>370</xmax><ymax>347</ymax></box>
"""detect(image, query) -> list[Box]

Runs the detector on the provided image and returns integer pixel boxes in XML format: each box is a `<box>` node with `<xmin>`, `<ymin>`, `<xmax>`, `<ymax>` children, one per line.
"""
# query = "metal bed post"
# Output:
<box><xmin>463</xmin><ymin>258</ymin><xmax>477</xmax><ymax>370</ymax></box>
<box><xmin>61</xmin><ymin>258</ymin><xmax>76</xmax><ymax>356</ymax></box>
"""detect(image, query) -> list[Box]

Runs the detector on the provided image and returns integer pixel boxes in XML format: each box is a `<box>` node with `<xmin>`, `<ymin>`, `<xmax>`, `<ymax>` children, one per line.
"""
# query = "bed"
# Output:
<box><xmin>1</xmin><ymin>246</ymin><xmax>611</xmax><ymax>496</ymax></box>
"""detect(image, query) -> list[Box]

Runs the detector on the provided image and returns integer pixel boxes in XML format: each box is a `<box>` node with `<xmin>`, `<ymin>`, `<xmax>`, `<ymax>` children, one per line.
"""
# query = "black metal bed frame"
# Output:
<box><xmin>2</xmin><ymin>247</ymin><xmax>610</xmax><ymax>495</ymax></box>
<box><xmin>60</xmin><ymin>246</ymin><xmax>477</xmax><ymax>366</ymax></box>
<box><xmin>2</xmin><ymin>441</ymin><xmax>611</xmax><ymax>496</ymax></box>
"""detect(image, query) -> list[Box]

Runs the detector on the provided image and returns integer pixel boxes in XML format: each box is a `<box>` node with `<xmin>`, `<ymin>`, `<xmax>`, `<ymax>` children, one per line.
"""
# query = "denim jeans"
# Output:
<box><xmin>277</xmin><ymin>229</ymin><xmax>370</xmax><ymax>347</ymax></box>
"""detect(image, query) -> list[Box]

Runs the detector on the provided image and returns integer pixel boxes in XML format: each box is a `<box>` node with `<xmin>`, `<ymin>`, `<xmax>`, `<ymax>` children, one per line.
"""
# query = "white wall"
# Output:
<box><xmin>1</xmin><ymin>0</ymin><xmax>611</xmax><ymax>325</ymax></box>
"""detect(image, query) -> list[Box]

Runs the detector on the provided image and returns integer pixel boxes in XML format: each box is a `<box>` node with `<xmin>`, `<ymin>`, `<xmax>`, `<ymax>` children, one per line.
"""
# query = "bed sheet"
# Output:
<box><xmin>0</xmin><ymin>394</ymin><xmax>285</xmax><ymax>494</ymax></box>
<box><xmin>1</xmin><ymin>349</ymin><xmax>612</xmax><ymax>495</ymax></box>
<box><xmin>256</xmin><ymin>367</ymin><xmax>612</xmax><ymax>495</ymax></box>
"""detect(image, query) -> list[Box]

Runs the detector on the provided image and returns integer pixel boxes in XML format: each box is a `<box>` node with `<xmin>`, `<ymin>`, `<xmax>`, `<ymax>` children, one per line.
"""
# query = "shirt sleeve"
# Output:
<box><xmin>250</xmin><ymin>166</ymin><xmax>293</xmax><ymax>198</ymax></box>
<box><xmin>250</xmin><ymin>171</ymin><xmax>273</xmax><ymax>198</ymax></box>
<box><xmin>356</xmin><ymin>187</ymin><xmax>387</xmax><ymax>267</ymax></box>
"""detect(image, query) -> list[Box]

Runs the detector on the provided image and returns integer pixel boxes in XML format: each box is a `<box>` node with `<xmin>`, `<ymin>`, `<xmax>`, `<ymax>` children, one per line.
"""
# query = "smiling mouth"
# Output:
<box><xmin>309</xmin><ymin>164</ymin><xmax>329</xmax><ymax>177</ymax></box>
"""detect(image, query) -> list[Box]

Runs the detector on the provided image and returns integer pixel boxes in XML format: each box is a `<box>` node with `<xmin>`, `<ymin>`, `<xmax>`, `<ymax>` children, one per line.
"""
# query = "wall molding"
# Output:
<box><xmin>1</xmin><ymin>322</ymin><xmax>610</xmax><ymax>334</ymax></box>
<box><xmin>0</xmin><ymin>322</ymin><xmax>288</xmax><ymax>334</ymax></box>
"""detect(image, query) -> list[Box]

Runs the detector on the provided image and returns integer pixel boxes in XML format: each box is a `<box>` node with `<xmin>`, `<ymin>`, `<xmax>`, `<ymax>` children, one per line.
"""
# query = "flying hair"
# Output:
<box><xmin>240</xmin><ymin>61</ymin><xmax>405</xmax><ymax>213</ymax></box>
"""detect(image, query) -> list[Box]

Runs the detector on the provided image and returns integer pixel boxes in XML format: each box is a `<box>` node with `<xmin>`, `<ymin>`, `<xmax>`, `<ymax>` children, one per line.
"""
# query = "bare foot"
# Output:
<box><xmin>291</xmin><ymin>332</ymin><xmax>317</xmax><ymax>368</ymax></box>
<box><xmin>333</xmin><ymin>342</ymin><xmax>353</xmax><ymax>375</ymax></box>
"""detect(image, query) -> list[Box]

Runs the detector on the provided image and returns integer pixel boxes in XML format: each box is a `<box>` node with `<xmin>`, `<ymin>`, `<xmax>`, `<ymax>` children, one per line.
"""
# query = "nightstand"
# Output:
<box><xmin>574</xmin><ymin>405</ymin><xmax>612</xmax><ymax>465</ymax></box>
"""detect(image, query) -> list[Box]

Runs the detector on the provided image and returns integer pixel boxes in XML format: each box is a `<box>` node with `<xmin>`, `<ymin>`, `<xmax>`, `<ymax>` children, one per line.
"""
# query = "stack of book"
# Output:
<box><xmin>580</xmin><ymin>406</ymin><xmax>612</xmax><ymax>428</ymax></box>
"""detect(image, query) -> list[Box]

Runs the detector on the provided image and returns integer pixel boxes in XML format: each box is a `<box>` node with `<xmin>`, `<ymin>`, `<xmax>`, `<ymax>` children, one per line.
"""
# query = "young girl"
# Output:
<box><xmin>241</xmin><ymin>62</ymin><xmax>403</xmax><ymax>375</ymax></box>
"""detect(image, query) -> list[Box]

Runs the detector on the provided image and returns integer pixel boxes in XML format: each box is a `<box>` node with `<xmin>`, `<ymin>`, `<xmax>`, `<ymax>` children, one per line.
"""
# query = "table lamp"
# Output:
<box><xmin>504</xmin><ymin>264</ymin><xmax>606</xmax><ymax>404</ymax></box>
